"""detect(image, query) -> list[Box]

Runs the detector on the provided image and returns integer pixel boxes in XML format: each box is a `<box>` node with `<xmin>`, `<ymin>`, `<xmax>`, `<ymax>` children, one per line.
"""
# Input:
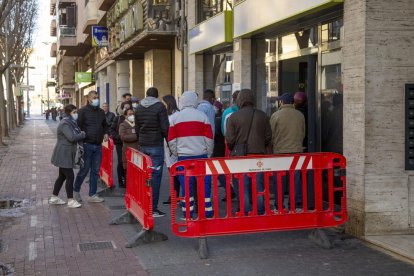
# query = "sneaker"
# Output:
<box><xmin>295</xmin><ymin>208</ymin><xmax>303</xmax><ymax>213</ymax></box>
<box><xmin>49</xmin><ymin>196</ymin><xmax>66</xmax><ymax>205</ymax></box>
<box><xmin>67</xmin><ymin>199</ymin><xmax>82</xmax><ymax>208</ymax></box>
<box><xmin>73</xmin><ymin>192</ymin><xmax>83</xmax><ymax>202</ymax></box>
<box><xmin>163</xmin><ymin>197</ymin><xmax>171</xmax><ymax>205</ymax></box>
<box><xmin>87</xmin><ymin>194</ymin><xmax>104</xmax><ymax>203</ymax></box>
<box><xmin>152</xmin><ymin>210</ymin><xmax>165</xmax><ymax>218</ymax></box>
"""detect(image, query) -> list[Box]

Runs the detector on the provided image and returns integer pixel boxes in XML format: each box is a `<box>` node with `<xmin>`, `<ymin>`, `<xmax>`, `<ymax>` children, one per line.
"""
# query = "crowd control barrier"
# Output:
<box><xmin>98</xmin><ymin>138</ymin><xmax>114</xmax><ymax>189</ymax></box>
<box><xmin>109</xmin><ymin>148</ymin><xmax>167</xmax><ymax>247</ymax></box>
<box><xmin>170</xmin><ymin>152</ymin><xmax>347</xmax><ymax>258</ymax></box>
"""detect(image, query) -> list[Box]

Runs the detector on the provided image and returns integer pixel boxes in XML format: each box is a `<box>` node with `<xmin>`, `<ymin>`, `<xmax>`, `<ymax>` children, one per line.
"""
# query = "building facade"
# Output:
<box><xmin>49</xmin><ymin>0</ymin><xmax>414</xmax><ymax>240</ymax></box>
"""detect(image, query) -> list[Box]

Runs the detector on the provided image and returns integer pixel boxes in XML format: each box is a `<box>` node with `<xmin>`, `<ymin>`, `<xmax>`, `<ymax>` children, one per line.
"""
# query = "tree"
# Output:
<box><xmin>0</xmin><ymin>0</ymin><xmax>38</xmax><ymax>145</ymax></box>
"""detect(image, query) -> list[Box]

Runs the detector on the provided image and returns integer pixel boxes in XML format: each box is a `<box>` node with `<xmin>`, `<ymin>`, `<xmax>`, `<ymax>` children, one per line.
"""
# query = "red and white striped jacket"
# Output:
<box><xmin>168</xmin><ymin>92</ymin><xmax>214</xmax><ymax>157</ymax></box>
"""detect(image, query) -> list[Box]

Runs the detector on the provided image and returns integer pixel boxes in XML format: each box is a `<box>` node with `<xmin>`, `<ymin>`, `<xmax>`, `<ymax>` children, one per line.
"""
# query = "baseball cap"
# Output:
<box><xmin>276</xmin><ymin>93</ymin><xmax>294</xmax><ymax>104</ymax></box>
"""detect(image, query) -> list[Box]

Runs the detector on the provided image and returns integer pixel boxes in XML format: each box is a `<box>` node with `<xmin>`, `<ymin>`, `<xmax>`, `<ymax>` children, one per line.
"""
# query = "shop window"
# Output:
<box><xmin>321</xmin><ymin>18</ymin><xmax>343</xmax><ymax>43</ymax></box>
<box><xmin>279</xmin><ymin>27</ymin><xmax>318</xmax><ymax>55</ymax></box>
<box><xmin>196</xmin><ymin>0</ymin><xmax>233</xmax><ymax>24</ymax></box>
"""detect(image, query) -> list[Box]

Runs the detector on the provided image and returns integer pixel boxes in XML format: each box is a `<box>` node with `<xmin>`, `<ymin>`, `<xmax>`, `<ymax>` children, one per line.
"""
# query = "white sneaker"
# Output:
<box><xmin>87</xmin><ymin>194</ymin><xmax>104</xmax><ymax>203</ymax></box>
<box><xmin>49</xmin><ymin>196</ymin><xmax>66</xmax><ymax>205</ymax></box>
<box><xmin>67</xmin><ymin>199</ymin><xmax>82</xmax><ymax>208</ymax></box>
<box><xmin>74</xmin><ymin>192</ymin><xmax>83</xmax><ymax>202</ymax></box>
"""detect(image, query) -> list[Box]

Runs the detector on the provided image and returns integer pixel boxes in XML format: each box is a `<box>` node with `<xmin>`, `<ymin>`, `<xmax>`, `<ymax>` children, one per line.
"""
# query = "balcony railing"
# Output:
<box><xmin>58</xmin><ymin>26</ymin><xmax>76</xmax><ymax>37</ymax></box>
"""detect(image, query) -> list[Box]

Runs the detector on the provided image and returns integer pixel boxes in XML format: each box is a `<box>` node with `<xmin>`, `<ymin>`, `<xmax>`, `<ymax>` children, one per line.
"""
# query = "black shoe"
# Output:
<box><xmin>163</xmin><ymin>197</ymin><xmax>171</xmax><ymax>205</ymax></box>
<box><xmin>222</xmin><ymin>192</ymin><xmax>236</xmax><ymax>202</ymax></box>
<box><xmin>153</xmin><ymin>209</ymin><xmax>166</xmax><ymax>218</ymax></box>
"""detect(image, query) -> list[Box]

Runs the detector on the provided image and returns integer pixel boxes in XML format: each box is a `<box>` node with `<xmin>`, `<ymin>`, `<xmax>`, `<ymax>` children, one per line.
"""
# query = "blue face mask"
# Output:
<box><xmin>91</xmin><ymin>99</ymin><xmax>99</xmax><ymax>107</ymax></box>
<box><xmin>71</xmin><ymin>113</ymin><xmax>78</xmax><ymax>121</ymax></box>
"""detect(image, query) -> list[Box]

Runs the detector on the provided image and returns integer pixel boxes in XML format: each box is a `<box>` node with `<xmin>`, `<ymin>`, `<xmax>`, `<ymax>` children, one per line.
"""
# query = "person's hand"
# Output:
<box><xmin>103</xmin><ymin>134</ymin><xmax>109</xmax><ymax>142</ymax></box>
<box><xmin>81</xmin><ymin>131</ymin><xmax>86</xmax><ymax>137</ymax></box>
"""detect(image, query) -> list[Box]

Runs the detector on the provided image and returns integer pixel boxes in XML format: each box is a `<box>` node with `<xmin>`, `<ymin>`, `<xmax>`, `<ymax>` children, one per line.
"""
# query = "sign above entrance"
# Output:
<box><xmin>189</xmin><ymin>11</ymin><xmax>233</xmax><ymax>54</ymax></box>
<box><xmin>92</xmin><ymin>26</ymin><xmax>109</xmax><ymax>47</ymax></box>
<box><xmin>75</xmin><ymin>72</ymin><xmax>94</xmax><ymax>83</ymax></box>
<box><xmin>234</xmin><ymin>0</ymin><xmax>343</xmax><ymax>38</ymax></box>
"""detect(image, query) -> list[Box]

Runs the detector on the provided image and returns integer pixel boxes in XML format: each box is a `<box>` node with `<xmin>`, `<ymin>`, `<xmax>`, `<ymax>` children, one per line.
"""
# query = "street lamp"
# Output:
<box><xmin>10</xmin><ymin>64</ymin><xmax>35</xmax><ymax>117</ymax></box>
<box><xmin>42</xmin><ymin>42</ymin><xmax>53</xmax><ymax>111</ymax></box>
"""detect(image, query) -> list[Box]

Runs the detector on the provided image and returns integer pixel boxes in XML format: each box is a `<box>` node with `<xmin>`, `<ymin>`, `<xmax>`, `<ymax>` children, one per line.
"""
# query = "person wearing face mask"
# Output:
<box><xmin>110</xmin><ymin>101</ymin><xmax>131</xmax><ymax>188</ymax></box>
<box><xmin>73</xmin><ymin>91</ymin><xmax>109</xmax><ymax>203</ymax></box>
<box><xmin>119</xmin><ymin>108</ymin><xmax>140</xmax><ymax>180</ymax></box>
<box><xmin>50</xmin><ymin>104</ymin><xmax>86</xmax><ymax>208</ymax></box>
<box><xmin>131</xmin><ymin>97</ymin><xmax>140</xmax><ymax>112</ymax></box>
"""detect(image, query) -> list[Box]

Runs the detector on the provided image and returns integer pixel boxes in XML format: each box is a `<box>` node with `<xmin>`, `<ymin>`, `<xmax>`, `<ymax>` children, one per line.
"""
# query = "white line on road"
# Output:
<box><xmin>29</xmin><ymin>242</ymin><xmax>37</xmax><ymax>261</ymax></box>
<box><xmin>32</xmin><ymin>174</ymin><xmax>37</xmax><ymax>180</ymax></box>
<box><xmin>31</xmin><ymin>184</ymin><xmax>36</xmax><ymax>191</ymax></box>
<box><xmin>30</xmin><ymin>215</ymin><xmax>37</xmax><ymax>227</ymax></box>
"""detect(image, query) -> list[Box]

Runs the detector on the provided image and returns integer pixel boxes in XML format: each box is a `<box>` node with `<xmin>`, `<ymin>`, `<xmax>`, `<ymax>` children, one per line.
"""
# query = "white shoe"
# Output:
<box><xmin>67</xmin><ymin>199</ymin><xmax>82</xmax><ymax>208</ymax></box>
<box><xmin>87</xmin><ymin>194</ymin><xmax>104</xmax><ymax>203</ymax></box>
<box><xmin>74</xmin><ymin>192</ymin><xmax>83</xmax><ymax>202</ymax></box>
<box><xmin>49</xmin><ymin>196</ymin><xmax>66</xmax><ymax>205</ymax></box>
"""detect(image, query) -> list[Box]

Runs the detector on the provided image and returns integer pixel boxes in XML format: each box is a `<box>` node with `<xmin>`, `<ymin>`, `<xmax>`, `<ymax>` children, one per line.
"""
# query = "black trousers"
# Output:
<box><xmin>53</xmin><ymin>167</ymin><xmax>74</xmax><ymax>198</ymax></box>
<box><xmin>116</xmin><ymin>144</ymin><xmax>125</xmax><ymax>187</ymax></box>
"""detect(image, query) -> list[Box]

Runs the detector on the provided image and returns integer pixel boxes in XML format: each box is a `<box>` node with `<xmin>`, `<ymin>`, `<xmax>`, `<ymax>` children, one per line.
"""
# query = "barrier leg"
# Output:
<box><xmin>125</xmin><ymin>229</ymin><xmax>168</xmax><ymax>248</ymax></box>
<box><xmin>308</xmin><ymin>229</ymin><xmax>332</xmax><ymax>249</ymax></box>
<box><xmin>96</xmin><ymin>179</ymin><xmax>125</xmax><ymax>197</ymax></box>
<box><xmin>198</xmin><ymin>238</ymin><xmax>209</xmax><ymax>259</ymax></box>
<box><xmin>109</xmin><ymin>211</ymin><xmax>136</xmax><ymax>225</ymax></box>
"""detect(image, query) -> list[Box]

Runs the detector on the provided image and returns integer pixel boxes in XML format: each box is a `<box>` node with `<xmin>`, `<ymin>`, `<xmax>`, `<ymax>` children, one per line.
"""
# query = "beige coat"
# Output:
<box><xmin>119</xmin><ymin>120</ymin><xmax>139</xmax><ymax>168</ymax></box>
<box><xmin>270</xmin><ymin>104</ymin><xmax>305</xmax><ymax>154</ymax></box>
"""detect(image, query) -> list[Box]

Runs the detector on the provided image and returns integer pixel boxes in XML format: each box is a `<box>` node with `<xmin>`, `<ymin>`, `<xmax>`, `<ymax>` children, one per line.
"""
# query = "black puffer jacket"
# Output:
<box><xmin>77</xmin><ymin>104</ymin><xmax>109</xmax><ymax>145</ymax></box>
<box><xmin>110</xmin><ymin>115</ymin><xmax>125</xmax><ymax>145</ymax></box>
<box><xmin>134</xmin><ymin>97</ymin><xmax>169</xmax><ymax>147</ymax></box>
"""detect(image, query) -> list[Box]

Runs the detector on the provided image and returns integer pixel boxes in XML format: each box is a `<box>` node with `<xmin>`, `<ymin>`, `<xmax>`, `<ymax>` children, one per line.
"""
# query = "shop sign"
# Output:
<box><xmin>234</xmin><ymin>0</ymin><xmax>343</xmax><ymax>38</ymax></box>
<box><xmin>92</xmin><ymin>26</ymin><xmax>109</xmax><ymax>47</ymax></box>
<box><xmin>189</xmin><ymin>10</ymin><xmax>233</xmax><ymax>54</ymax></box>
<box><xmin>75</xmin><ymin>72</ymin><xmax>94</xmax><ymax>83</ymax></box>
<box><xmin>46</xmin><ymin>81</ymin><xmax>56</xmax><ymax>87</ymax></box>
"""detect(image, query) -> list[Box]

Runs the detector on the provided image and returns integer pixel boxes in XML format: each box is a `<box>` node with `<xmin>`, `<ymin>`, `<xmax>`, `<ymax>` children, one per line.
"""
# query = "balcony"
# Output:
<box><xmin>57</xmin><ymin>26</ymin><xmax>78</xmax><ymax>56</ymax></box>
<box><xmin>50</xmin><ymin>42</ymin><xmax>57</xmax><ymax>58</ymax></box>
<box><xmin>107</xmin><ymin>0</ymin><xmax>177</xmax><ymax>59</ymax></box>
<box><xmin>50</xmin><ymin>0</ymin><xmax>56</xmax><ymax>16</ymax></box>
<box><xmin>82</xmin><ymin>0</ymin><xmax>100</xmax><ymax>34</ymax></box>
<box><xmin>50</xmin><ymin>19</ymin><xmax>57</xmax><ymax>37</ymax></box>
<box><xmin>57</xmin><ymin>0</ymin><xmax>76</xmax><ymax>8</ymax></box>
<box><xmin>98</xmin><ymin>0</ymin><xmax>115</xmax><ymax>11</ymax></box>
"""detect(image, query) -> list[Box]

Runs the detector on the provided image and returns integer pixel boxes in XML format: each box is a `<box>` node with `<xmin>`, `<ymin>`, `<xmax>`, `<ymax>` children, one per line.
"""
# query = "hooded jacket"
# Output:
<box><xmin>225</xmin><ymin>89</ymin><xmax>272</xmax><ymax>155</ymax></box>
<box><xmin>168</xmin><ymin>91</ymin><xmax>213</xmax><ymax>157</ymax></box>
<box><xmin>134</xmin><ymin>96</ymin><xmax>169</xmax><ymax>147</ymax></box>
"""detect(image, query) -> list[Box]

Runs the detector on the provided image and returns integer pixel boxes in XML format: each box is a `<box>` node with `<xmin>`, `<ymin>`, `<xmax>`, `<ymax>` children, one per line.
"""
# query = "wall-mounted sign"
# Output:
<box><xmin>75</xmin><ymin>72</ymin><xmax>94</xmax><ymax>83</ymax></box>
<box><xmin>46</xmin><ymin>81</ymin><xmax>56</xmax><ymax>87</ymax></box>
<box><xmin>234</xmin><ymin>0</ymin><xmax>343</xmax><ymax>38</ymax></box>
<box><xmin>189</xmin><ymin>11</ymin><xmax>233</xmax><ymax>54</ymax></box>
<box><xmin>92</xmin><ymin>26</ymin><xmax>109</xmax><ymax>47</ymax></box>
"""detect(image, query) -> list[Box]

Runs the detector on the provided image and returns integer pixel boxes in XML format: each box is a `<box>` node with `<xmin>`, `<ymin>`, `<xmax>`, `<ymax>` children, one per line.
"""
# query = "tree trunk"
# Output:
<box><xmin>17</xmin><ymin>96</ymin><xmax>23</xmax><ymax>125</ymax></box>
<box><xmin>0</xmin><ymin>74</ymin><xmax>9</xmax><ymax>137</ymax></box>
<box><xmin>7</xmin><ymin>74</ymin><xmax>16</xmax><ymax>129</ymax></box>
<box><xmin>0</xmin><ymin>79</ymin><xmax>7</xmax><ymax>145</ymax></box>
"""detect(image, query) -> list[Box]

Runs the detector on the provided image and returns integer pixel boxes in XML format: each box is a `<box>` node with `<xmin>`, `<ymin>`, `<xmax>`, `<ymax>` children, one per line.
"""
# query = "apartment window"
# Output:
<box><xmin>196</xmin><ymin>0</ymin><xmax>233</xmax><ymax>24</ymax></box>
<box><xmin>321</xmin><ymin>18</ymin><xmax>343</xmax><ymax>43</ymax></box>
<box><xmin>59</xmin><ymin>6</ymin><xmax>76</xmax><ymax>27</ymax></box>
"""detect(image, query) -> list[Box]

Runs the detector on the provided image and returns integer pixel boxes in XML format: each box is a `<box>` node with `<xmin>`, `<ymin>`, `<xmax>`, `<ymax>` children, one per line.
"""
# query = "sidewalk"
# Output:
<box><xmin>0</xmin><ymin>116</ymin><xmax>147</xmax><ymax>276</ymax></box>
<box><xmin>0</xmin><ymin>117</ymin><xmax>414</xmax><ymax>275</ymax></box>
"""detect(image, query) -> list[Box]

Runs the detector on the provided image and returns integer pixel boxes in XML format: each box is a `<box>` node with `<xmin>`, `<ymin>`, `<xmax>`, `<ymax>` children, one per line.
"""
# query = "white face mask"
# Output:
<box><xmin>91</xmin><ymin>99</ymin><xmax>99</xmax><ymax>107</ymax></box>
<box><xmin>127</xmin><ymin>115</ymin><xmax>135</xmax><ymax>122</ymax></box>
<box><xmin>132</xmin><ymin>103</ymin><xmax>138</xmax><ymax>108</ymax></box>
<box><xmin>71</xmin><ymin>113</ymin><xmax>78</xmax><ymax>121</ymax></box>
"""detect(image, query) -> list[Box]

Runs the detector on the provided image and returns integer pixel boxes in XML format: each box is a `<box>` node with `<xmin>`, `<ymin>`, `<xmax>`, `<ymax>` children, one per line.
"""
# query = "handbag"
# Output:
<box><xmin>231</xmin><ymin>109</ymin><xmax>255</xmax><ymax>157</ymax></box>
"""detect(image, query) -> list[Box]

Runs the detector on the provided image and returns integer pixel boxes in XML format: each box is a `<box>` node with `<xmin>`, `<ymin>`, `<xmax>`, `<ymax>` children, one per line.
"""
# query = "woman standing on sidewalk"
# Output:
<box><xmin>119</xmin><ymin>108</ymin><xmax>140</xmax><ymax>181</ymax></box>
<box><xmin>50</xmin><ymin>104</ymin><xmax>86</xmax><ymax>208</ymax></box>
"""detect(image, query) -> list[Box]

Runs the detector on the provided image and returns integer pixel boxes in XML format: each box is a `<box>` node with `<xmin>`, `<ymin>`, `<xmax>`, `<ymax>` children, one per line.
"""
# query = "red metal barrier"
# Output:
<box><xmin>110</xmin><ymin>148</ymin><xmax>167</xmax><ymax>247</ymax></box>
<box><xmin>170</xmin><ymin>153</ymin><xmax>347</xmax><ymax>238</ymax></box>
<box><xmin>99</xmin><ymin>138</ymin><xmax>114</xmax><ymax>188</ymax></box>
<box><xmin>124</xmin><ymin>148</ymin><xmax>154</xmax><ymax>230</ymax></box>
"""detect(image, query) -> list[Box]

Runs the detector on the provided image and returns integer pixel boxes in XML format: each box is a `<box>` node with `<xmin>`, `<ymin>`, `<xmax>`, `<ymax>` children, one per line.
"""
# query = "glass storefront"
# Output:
<box><xmin>254</xmin><ymin>17</ymin><xmax>344</xmax><ymax>153</ymax></box>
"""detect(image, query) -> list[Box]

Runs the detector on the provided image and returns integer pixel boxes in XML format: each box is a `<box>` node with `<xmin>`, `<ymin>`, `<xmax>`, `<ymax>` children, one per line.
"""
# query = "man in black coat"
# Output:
<box><xmin>73</xmin><ymin>91</ymin><xmax>109</xmax><ymax>203</ymax></box>
<box><xmin>135</xmin><ymin>87</ymin><xmax>169</xmax><ymax>217</ymax></box>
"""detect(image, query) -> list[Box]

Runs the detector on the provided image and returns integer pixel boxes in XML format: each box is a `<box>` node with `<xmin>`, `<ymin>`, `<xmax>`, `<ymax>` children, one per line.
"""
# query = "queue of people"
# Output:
<box><xmin>48</xmin><ymin>87</ymin><xmax>307</xmax><ymax>218</ymax></box>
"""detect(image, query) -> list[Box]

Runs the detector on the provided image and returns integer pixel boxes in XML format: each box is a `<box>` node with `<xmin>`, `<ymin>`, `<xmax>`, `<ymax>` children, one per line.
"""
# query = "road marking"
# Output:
<box><xmin>32</xmin><ymin>174</ymin><xmax>37</xmax><ymax>180</ymax></box>
<box><xmin>29</xmin><ymin>242</ymin><xmax>37</xmax><ymax>261</ymax></box>
<box><xmin>32</xmin><ymin>166</ymin><xmax>36</xmax><ymax>172</ymax></box>
<box><xmin>30</xmin><ymin>215</ymin><xmax>37</xmax><ymax>227</ymax></box>
<box><xmin>31</xmin><ymin>184</ymin><xmax>36</xmax><ymax>191</ymax></box>
<box><xmin>32</xmin><ymin>160</ymin><xmax>36</xmax><ymax>165</ymax></box>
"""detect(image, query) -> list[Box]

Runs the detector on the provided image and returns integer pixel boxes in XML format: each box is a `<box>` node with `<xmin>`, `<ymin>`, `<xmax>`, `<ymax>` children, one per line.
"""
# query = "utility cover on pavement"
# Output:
<box><xmin>78</xmin><ymin>241</ymin><xmax>115</xmax><ymax>252</ymax></box>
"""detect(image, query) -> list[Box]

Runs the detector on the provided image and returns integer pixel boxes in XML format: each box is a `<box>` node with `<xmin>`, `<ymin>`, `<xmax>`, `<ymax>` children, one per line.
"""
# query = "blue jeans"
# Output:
<box><xmin>274</xmin><ymin>171</ymin><xmax>303</xmax><ymax>209</ymax></box>
<box><xmin>178</xmin><ymin>155</ymin><xmax>212</xmax><ymax>218</ymax></box>
<box><xmin>243</xmin><ymin>173</ymin><xmax>265</xmax><ymax>215</ymax></box>
<box><xmin>73</xmin><ymin>143</ymin><xmax>102</xmax><ymax>196</ymax></box>
<box><xmin>140</xmin><ymin>146</ymin><xmax>164</xmax><ymax>211</ymax></box>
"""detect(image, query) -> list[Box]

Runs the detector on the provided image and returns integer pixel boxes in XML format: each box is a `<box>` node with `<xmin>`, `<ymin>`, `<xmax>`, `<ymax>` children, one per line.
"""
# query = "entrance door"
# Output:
<box><xmin>279</xmin><ymin>55</ymin><xmax>318</xmax><ymax>152</ymax></box>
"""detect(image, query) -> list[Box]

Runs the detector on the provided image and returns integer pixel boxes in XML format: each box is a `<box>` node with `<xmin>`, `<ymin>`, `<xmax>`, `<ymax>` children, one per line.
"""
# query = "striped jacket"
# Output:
<box><xmin>168</xmin><ymin>107</ymin><xmax>214</xmax><ymax>157</ymax></box>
